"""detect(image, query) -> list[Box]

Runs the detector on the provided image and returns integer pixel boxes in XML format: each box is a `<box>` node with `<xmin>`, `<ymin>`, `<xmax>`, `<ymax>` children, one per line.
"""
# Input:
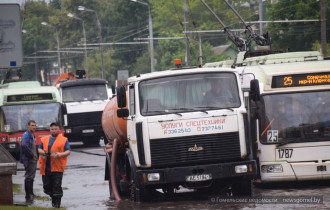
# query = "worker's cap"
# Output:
<box><xmin>50</xmin><ymin>122</ymin><xmax>59</xmax><ymax>127</ymax></box>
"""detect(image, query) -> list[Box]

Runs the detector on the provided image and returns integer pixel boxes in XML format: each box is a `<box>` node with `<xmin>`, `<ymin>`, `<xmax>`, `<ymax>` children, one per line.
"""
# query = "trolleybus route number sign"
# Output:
<box><xmin>272</xmin><ymin>72</ymin><xmax>330</xmax><ymax>88</ymax></box>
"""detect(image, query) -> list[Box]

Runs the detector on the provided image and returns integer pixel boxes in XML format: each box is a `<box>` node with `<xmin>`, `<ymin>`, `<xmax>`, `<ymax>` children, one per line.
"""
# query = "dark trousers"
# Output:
<box><xmin>24</xmin><ymin>159</ymin><xmax>37</xmax><ymax>198</ymax></box>
<box><xmin>42</xmin><ymin>171</ymin><xmax>64</xmax><ymax>199</ymax></box>
<box><xmin>24</xmin><ymin>159</ymin><xmax>37</xmax><ymax>182</ymax></box>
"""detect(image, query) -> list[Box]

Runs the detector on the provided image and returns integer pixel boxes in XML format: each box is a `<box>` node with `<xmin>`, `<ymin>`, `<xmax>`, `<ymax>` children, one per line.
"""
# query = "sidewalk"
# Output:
<box><xmin>12</xmin><ymin>150</ymin><xmax>110</xmax><ymax>209</ymax></box>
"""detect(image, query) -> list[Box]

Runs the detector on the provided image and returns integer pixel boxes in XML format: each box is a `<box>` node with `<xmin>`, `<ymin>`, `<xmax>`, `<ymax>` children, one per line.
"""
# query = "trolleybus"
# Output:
<box><xmin>205</xmin><ymin>51</ymin><xmax>330</xmax><ymax>182</ymax></box>
<box><xmin>0</xmin><ymin>80</ymin><xmax>62</xmax><ymax>159</ymax></box>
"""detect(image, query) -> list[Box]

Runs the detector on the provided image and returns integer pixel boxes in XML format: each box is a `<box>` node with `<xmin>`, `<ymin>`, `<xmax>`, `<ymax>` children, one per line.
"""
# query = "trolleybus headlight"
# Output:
<box><xmin>235</xmin><ymin>165</ymin><xmax>248</xmax><ymax>173</ymax></box>
<box><xmin>147</xmin><ymin>173</ymin><xmax>160</xmax><ymax>181</ymax></box>
<box><xmin>65</xmin><ymin>129</ymin><xmax>72</xmax><ymax>134</ymax></box>
<box><xmin>1</xmin><ymin>137</ymin><xmax>7</xmax><ymax>142</ymax></box>
<box><xmin>261</xmin><ymin>164</ymin><xmax>283</xmax><ymax>173</ymax></box>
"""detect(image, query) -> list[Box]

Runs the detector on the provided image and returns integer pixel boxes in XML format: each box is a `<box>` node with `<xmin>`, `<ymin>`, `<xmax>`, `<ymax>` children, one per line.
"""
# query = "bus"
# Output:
<box><xmin>205</xmin><ymin>51</ymin><xmax>330</xmax><ymax>182</ymax></box>
<box><xmin>0</xmin><ymin>80</ymin><xmax>62</xmax><ymax>159</ymax></box>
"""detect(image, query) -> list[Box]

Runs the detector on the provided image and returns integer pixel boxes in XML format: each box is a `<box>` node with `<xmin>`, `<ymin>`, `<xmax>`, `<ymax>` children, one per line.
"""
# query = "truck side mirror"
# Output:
<box><xmin>116</xmin><ymin>85</ymin><xmax>126</xmax><ymax>108</ymax></box>
<box><xmin>117</xmin><ymin>109</ymin><xmax>129</xmax><ymax>118</ymax></box>
<box><xmin>111</xmin><ymin>85</ymin><xmax>116</xmax><ymax>95</ymax></box>
<box><xmin>250</xmin><ymin>79</ymin><xmax>260</xmax><ymax>101</ymax></box>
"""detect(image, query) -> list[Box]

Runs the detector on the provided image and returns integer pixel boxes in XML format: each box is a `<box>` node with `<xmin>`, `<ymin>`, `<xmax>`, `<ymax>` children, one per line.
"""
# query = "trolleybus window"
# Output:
<box><xmin>258</xmin><ymin>91</ymin><xmax>330</xmax><ymax>144</ymax></box>
<box><xmin>0</xmin><ymin>103</ymin><xmax>61</xmax><ymax>132</ymax></box>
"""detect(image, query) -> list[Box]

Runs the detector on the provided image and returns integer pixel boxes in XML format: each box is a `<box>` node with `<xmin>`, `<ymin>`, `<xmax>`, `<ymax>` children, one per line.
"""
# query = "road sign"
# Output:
<box><xmin>0</xmin><ymin>4</ymin><xmax>23</xmax><ymax>69</ymax></box>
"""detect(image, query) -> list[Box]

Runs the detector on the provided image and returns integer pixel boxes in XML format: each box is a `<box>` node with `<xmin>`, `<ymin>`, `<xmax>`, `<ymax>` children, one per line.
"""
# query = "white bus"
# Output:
<box><xmin>206</xmin><ymin>51</ymin><xmax>330</xmax><ymax>182</ymax></box>
<box><xmin>0</xmin><ymin>80</ymin><xmax>62</xmax><ymax>159</ymax></box>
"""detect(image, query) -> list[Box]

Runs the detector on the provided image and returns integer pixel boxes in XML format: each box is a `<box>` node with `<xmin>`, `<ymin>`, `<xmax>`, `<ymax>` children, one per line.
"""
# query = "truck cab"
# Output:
<box><xmin>106</xmin><ymin>67</ymin><xmax>258</xmax><ymax>201</ymax></box>
<box><xmin>59</xmin><ymin>77</ymin><xmax>109</xmax><ymax>145</ymax></box>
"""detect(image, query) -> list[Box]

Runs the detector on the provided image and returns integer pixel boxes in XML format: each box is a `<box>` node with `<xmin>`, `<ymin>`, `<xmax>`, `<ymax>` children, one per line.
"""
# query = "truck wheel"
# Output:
<box><xmin>129</xmin><ymin>182</ymin><xmax>152</xmax><ymax>202</ymax></box>
<box><xmin>128</xmin><ymin>167</ymin><xmax>152</xmax><ymax>202</ymax></box>
<box><xmin>233</xmin><ymin>179</ymin><xmax>252</xmax><ymax>196</ymax></box>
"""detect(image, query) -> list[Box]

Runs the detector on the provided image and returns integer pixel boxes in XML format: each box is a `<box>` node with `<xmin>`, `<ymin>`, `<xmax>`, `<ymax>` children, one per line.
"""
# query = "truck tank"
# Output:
<box><xmin>101</xmin><ymin>95</ymin><xmax>127</xmax><ymax>143</ymax></box>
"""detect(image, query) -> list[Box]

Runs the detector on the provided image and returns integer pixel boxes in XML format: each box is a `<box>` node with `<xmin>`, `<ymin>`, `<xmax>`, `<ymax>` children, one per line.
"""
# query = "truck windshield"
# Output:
<box><xmin>0</xmin><ymin>103</ymin><xmax>61</xmax><ymax>132</ymax></box>
<box><xmin>258</xmin><ymin>91</ymin><xmax>330</xmax><ymax>144</ymax></box>
<box><xmin>139</xmin><ymin>72</ymin><xmax>241</xmax><ymax>116</ymax></box>
<box><xmin>62</xmin><ymin>84</ymin><xmax>108</xmax><ymax>102</ymax></box>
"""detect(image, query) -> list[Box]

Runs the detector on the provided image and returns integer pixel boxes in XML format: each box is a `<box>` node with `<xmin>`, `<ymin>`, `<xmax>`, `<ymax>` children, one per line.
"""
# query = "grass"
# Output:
<box><xmin>34</xmin><ymin>196</ymin><xmax>51</xmax><ymax>201</ymax></box>
<box><xmin>12</xmin><ymin>184</ymin><xmax>22</xmax><ymax>194</ymax></box>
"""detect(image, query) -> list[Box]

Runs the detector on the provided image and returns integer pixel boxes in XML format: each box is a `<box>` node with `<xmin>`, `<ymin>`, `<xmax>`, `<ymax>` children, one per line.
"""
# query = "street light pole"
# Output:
<box><xmin>131</xmin><ymin>0</ymin><xmax>155</xmax><ymax>72</ymax></box>
<box><xmin>22</xmin><ymin>29</ymin><xmax>39</xmax><ymax>81</ymax></box>
<box><xmin>41</xmin><ymin>22</ymin><xmax>62</xmax><ymax>74</ymax></box>
<box><xmin>67</xmin><ymin>13</ymin><xmax>88</xmax><ymax>75</ymax></box>
<box><xmin>78</xmin><ymin>6</ymin><xmax>105</xmax><ymax>79</ymax></box>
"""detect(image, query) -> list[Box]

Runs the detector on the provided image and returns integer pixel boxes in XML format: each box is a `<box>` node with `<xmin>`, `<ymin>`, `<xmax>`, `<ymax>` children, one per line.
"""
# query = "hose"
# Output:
<box><xmin>110</xmin><ymin>138</ymin><xmax>121</xmax><ymax>201</ymax></box>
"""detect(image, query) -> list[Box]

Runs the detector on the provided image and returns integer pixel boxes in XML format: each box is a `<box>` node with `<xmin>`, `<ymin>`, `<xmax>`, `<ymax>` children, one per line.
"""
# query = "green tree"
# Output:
<box><xmin>265</xmin><ymin>0</ymin><xmax>329</xmax><ymax>51</ymax></box>
<box><xmin>26</xmin><ymin>0</ymin><xmax>311</xmax><ymax>83</ymax></box>
<box><xmin>22</xmin><ymin>1</ymin><xmax>57</xmax><ymax>81</ymax></box>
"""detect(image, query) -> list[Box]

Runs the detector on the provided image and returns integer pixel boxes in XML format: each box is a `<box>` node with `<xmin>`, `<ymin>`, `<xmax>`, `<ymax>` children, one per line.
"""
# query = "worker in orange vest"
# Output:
<box><xmin>38</xmin><ymin>122</ymin><xmax>71</xmax><ymax>208</ymax></box>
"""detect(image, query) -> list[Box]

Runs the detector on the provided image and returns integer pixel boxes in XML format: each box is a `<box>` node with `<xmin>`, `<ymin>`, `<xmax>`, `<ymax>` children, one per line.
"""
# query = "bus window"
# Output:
<box><xmin>259</xmin><ymin>91</ymin><xmax>330</xmax><ymax>144</ymax></box>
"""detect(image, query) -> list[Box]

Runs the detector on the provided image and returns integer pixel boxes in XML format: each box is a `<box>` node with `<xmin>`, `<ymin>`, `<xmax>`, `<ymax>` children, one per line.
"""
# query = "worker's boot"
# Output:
<box><xmin>52</xmin><ymin>196</ymin><xmax>61</xmax><ymax>208</ymax></box>
<box><xmin>28</xmin><ymin>180</ymin><xmax>36</xmax><ymax>198</ymax></box>
<box><xmin>24</xmin><ymin>179</ymin><xmax>30</xmax><ymax>200</ymax></box>
<box><xmin>25</xmin><ymin>180</ymin><xmax>35</xmax><ymax>200</ymax></box>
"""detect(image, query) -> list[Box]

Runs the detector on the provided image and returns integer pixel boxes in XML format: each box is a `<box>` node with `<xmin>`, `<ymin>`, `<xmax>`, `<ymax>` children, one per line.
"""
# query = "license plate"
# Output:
<box><xmin>82</xmin><ymin>129</ymin><xmax>94</xmax><ymax>133</ymax></box>
<box><xmin>9</xmin><ymin>144</ymin><xmax>16</xmax><ymax>149</ymax></box>
<box><xmin>185</xmin><ymin>174</ymin><xmax>212</xmax><ymax>182</ymax></box>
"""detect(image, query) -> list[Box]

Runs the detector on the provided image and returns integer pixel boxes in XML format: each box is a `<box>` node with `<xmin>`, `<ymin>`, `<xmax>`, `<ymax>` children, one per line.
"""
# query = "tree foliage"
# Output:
<box><xmin>265</xmin><ymin>0</ymin><xmax>330</xmax><ymax>51</ymax></box>
<box><xmin>21</xmin><ymin>0</ymin><xmax>329</xmax><ymax>84</ymax></box>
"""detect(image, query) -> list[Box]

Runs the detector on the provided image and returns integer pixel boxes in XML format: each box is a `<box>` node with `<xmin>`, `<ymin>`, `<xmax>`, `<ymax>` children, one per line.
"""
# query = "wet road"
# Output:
<box><xmin>12</xmin><ymin>142</ymin><xmax>330</xmax><ymax>209</ymax></box>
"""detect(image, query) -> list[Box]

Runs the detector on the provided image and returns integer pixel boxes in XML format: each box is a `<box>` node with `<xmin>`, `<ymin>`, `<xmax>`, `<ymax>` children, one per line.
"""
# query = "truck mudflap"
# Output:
<box><xmin>135</xmin><ymin>160</ymin><xmax>256</xmax><ymax>187</ymax></box>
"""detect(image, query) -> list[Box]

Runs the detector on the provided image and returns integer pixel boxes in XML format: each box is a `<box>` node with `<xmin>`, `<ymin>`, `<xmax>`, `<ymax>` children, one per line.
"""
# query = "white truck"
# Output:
<box><xmin>57</xmin><ymin>71</ymin><xmax>110</xmax><ymax>145</ymax></box>
<box><xmin>102</xmin><ymin>66</ymin><xmax>258</xmax><ymax>201</ymax></box>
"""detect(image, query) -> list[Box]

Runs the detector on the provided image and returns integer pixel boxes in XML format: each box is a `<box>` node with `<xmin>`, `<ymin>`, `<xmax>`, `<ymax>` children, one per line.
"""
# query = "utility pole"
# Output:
<box><xmin>78</xmin><ymin>6</ymin><xmax>105</xmax><ymax>78</ymax></box>
<box><xmin>67</xmin><ymin>13</ymin><xmax>88</xmax><ymax>75</ymax></box>
<box><xmin>198</xmin><ymin>33</ymin><xmax>203</xmax><ymax>66</ymax></box>
<box><xmin>97</xmin><ymin>17</ymin><xmax>105</xmax><ymax>79</ymax></box>
<box><xmin>259</xmin><ymin>0</ymin><xmax>263</xmax><ymax>36</ymax></box>
<box><xmin>184</xmin><ymin>0</ymin><xmax>191</xmax><ymax>66</ymax></box>
<box><xmin>321</xmin><ymin>0</ymin><xmax>327</xmax><ymax>57</ymax></box>
<box><xmin>33</xmin><ymin>39</ymin><xmax>38</xmax><ymax>81</ymax></box>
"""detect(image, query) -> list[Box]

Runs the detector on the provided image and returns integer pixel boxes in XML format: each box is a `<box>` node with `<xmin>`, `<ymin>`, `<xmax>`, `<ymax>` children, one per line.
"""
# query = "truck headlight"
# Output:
<box><xmin>261</xmin><ymin>164</ymin><xmax>283</xmax><ymax>173</ymax></box>
<box><xmin>235</xmin><ymin>165</ymin><xmax>248</xmax><ymax>173</ymax></box>
<box><xmin>147</xmin><ymin>173</ymin><xmax>160</xmax><ymax>181</ymax></box>
<box><xmin>65</xmin><ymin>129</ymin><xmax>72</xmax><ymax>134</ymax></box>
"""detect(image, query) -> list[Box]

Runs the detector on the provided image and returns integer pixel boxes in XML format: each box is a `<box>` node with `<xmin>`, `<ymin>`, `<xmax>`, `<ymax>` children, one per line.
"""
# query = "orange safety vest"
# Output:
<box><xmin>39</xmin><ymin>135</ymin><xmax>68</xmax><ymax>175</ymax></box>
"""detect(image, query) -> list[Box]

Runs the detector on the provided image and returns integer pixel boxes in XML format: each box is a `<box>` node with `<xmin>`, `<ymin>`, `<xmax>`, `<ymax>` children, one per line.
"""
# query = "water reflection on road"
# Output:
<box><xmin>12</xmin><ymin>143</ymin><xmax>330</xmax><ymax>209</ymax></box>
